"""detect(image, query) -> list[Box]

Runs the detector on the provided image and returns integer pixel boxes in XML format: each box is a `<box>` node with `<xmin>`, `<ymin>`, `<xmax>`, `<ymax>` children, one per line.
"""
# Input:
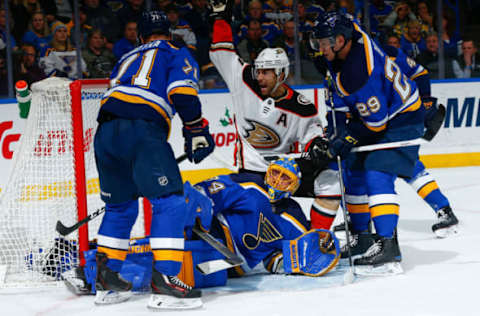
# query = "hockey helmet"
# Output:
<box><xmin>310</xmin><ymin>10</ymin><xmax>353</xmax><ymax>51</ymax></box>
<box><xmin>265</xmin><ymin>158</ymin><xmax>301</xmax><ymax>203</ymax></box>
<box><xmin>138</xmin><ymin>10</ymin><xmax>170</xmax><ymax>39</ymax></box>
<box><xmin>254</xmin><ymin>48</ymin><xmax>290</xmax><ymax>83</ymax></box>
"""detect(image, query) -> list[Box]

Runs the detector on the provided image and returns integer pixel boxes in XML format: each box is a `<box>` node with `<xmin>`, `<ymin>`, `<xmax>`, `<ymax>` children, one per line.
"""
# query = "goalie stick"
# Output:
<box><xmin>193</xmin><ymin>226</ymin><xmax>244</xmax><ymax>275</ymax></box>
<box><xmin>56</xmin><ymin>153</ymin><xmax>188</xmax><ymax>236</ymax></box>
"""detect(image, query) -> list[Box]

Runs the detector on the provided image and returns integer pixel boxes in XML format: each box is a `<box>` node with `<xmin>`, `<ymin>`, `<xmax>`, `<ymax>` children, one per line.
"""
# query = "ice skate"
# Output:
<box><xmin>148</xmin><ymin>268</ymin><xmax>202</xmax><ymax>310</ymax></box>
<box><xmin>340</xmin><ymin>232</ymin><xmax>375</xmax><ymax>259</ymax></box>
<box><xmin>354</xmin><ymin>236</ymin><xmax>403</xmax><ymax>276</ymax></box>
<box><xmin>94</xmin><ymin>252</ymin><xmax>133</xmax><ymax>305</ymax></box>
<box><xmin>432</xmin><ymin>206</ymin><xmax>459</xmax><ymax>238</ymax></box>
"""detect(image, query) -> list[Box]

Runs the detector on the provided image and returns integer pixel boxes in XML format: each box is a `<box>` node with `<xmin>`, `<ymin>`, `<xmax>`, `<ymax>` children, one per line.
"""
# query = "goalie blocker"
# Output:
<box><xmin>64</xmin><ymin>230</ymin><xmax>341</xmax><ymax>294</ymax></box>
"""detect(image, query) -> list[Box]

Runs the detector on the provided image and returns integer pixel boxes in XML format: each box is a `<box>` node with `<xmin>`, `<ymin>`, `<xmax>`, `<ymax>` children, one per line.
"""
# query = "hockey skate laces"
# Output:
<box><xmin>169</xmin><ymin>276</ymin><xmax>192</xmax><ymax>290</ymax></box>
<box><xmin>363</xmin><ymin>240</ymin><xmax>381</xmax><ymax>258</ymax></box>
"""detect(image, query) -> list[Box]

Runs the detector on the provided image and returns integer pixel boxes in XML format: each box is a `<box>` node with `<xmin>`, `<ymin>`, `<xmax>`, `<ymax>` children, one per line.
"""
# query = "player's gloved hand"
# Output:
<box><xmin>304</xmin><ymin>136</ymin><xmax>331</xmax><ymax>170</ymax></box>
<box><xmin>327</xmin><ymin>130</ymin><xmax>358</xmax><ymax>159</ymax></box>
<box><xmin>209</xmin><ymin>0</ymin><xmax>234</xmax><ymax>22</ymax></box>
<box><xmin>182</xmin><ymin>118</ymin><xmax>215</xmax><ymax>164</ymax></box>
<box><xmin>183</xmin><ymin>181</ymin><xmax>213</xmax><ymax>239</ymax></box>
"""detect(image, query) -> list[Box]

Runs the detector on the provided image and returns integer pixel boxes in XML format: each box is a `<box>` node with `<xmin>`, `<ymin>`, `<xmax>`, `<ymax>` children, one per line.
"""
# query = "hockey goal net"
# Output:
<box><xmin>0</xmin><ymin>77</ymin><xmax>149</xmax><ymax>288</ymax></box>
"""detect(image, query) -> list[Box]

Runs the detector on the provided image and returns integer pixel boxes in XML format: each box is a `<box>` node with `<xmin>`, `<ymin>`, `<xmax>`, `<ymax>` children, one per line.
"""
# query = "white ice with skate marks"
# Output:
<box><xmin>1</xmin><ymin>166</ymin><xmax>479</xmax><ymax>316</ymax></box>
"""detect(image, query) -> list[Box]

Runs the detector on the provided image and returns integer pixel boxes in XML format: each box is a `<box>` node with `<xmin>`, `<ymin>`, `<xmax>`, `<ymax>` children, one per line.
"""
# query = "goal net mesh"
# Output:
<box><xmin>0</xmin><ymin>77</ymin><xmax>145</xmax><ymax>288</ymax></box>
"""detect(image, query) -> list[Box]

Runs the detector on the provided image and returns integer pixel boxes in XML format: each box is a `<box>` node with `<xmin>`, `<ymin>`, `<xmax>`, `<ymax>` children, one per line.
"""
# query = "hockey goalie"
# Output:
<box><xmin>63</xmin><ymin>159</ymin><xmax>340</xmax><ymax>308</ymax></box>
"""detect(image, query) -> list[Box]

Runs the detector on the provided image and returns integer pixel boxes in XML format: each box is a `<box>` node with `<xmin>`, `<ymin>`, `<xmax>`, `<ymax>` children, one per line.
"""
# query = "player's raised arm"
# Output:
<box><xmin>209</xmin><ymin>0</ymin><xmax>248</xmax><ymax>91</ymax></box>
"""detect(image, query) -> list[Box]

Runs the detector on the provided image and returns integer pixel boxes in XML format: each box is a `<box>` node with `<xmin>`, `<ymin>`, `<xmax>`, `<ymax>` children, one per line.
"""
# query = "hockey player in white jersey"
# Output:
<box><xmin>209</xmin><ymin>0</ymin><xmax>341</xmax><ymax>230</ymax></box>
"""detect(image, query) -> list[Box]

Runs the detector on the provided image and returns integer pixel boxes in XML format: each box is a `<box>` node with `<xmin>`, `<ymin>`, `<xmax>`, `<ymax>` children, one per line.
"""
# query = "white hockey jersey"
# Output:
<box><xmin>209</xmin><ymin>19</ymin><xmax>323</xmax><ymax>172</ymax></box>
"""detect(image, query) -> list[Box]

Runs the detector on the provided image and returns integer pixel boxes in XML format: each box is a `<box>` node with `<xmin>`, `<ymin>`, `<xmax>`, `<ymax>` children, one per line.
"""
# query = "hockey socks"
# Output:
<box><xmin>310</xmin><ymin>200</ymin><xmax>337</xmax><ymax>230</ymax></box>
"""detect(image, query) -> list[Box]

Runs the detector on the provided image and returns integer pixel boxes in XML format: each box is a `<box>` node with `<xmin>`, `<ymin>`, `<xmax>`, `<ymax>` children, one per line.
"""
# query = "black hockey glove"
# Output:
<box><xmin>327</xmin><ymin>130</ymin><xmax>358</xmax><ymax>159</ymax></box>
<box><xmin>182</xmin><ymin>118</ymin><xmax>215</xmax><ymax>164</ymax></box>
<box><xmin>305</xmin><ymin>136</ymin><xmax>331</xmax><ymax>170</ymax></box>
<box><xmin>209</xmin><ymin>0</ymin><xmax>234</xmax><ymax>23</ymax></box>
<box><xmin>423</xmin><ymin>101</ymin><xmax>445</xmax><ymax>141</ymax></box>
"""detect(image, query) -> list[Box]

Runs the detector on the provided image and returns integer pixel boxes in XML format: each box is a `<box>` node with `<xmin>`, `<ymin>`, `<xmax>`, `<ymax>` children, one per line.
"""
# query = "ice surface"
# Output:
<box><xmin>1</xmin><ymin>167</ymin><xmax>479</xmax><ymax>316</ymax></box>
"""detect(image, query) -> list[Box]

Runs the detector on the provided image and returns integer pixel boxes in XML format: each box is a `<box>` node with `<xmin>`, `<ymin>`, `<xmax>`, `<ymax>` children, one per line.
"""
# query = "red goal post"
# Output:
<box><xmin>0</xmin><ymin>77</ymin><xmax>150</xmax><ymax>288</ymax></box>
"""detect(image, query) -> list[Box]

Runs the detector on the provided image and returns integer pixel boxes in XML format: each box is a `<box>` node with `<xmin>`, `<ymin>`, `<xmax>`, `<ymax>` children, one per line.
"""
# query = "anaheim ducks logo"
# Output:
<box><xmin>242</xmin><ymin>213</ymin><xmax>283</xmax><ymax>250</ymax></box>
<box><xmin>243</xmin><ymin>119</ymin><xmax>280</xmax><ymax>149</ymax></box>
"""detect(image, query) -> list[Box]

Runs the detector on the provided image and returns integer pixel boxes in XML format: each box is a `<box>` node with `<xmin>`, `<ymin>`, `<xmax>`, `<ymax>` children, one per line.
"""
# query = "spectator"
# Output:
<box><xmin>82</xmin><ymin>29</ymin><xmax>115</xmax><ymax>78</ymax></box>
<box><xmin>22</xmin><ymin>11</ymin><xmax>52</xmax><ymax>53</ymax></box>
<box><xmin>38</xmin><ymin>21</ymin><xmax>87</xmax><ymax>79</ymax></box>
<box><xmin>0</xmin><ymin>50</ymin><xmax>8</xmax><ymax>95</ymax></box>
<box><xmin>116</xmin><ymin>0</ymin><xmax>144</xmax><ymax>31</ymax></box>
<box><xmin>452</xmin><ymin>40</ymin><xmax>480</xmax><ymax>79</ymax></box>
<box><xmin>382</xmin><ymin>1</ymin><xmax>417</xmax><ymax>38</ymax></box>
<box><xmin>434</xmin><ymin>10</ymin><xmax>462</xmax><ymax>58</ymax></box>
<box><xmin>368</xmin><ymin>0</ymin><xmax>393</xmax><ymax>37</ymax></box>
<box><xmin>53</xmin><ymin>0</ymin><xmax>73</xmax><ymax>23</ymax></box>
<box><xmin>237</xmin><ymin>19</ymin><xmax>269</xmax><ymax>64</ymax></box>
<box><xmin>400</xmin><ymin>20</ymin><xmax>426</xmax><ymax>59</ymax></box>
<box><xmin>297</xmin><ymin>0</ymin><xmax>315</xmax><ymax>35</ymax></box>
<box><xmin>263</xmin><ymin>0</ymin><xmax>292</xmax><ymax>25</ymax></box>
<box><xmin>112</xmin><ymin>21</ymin><xmax>138</xmax><ymax>60</ymax></box>
<box><xmin>66</xmin><ymin>5</ymin><xmax>93</xmax><ymax>49</ymax></box>
<box><xmin>415</xmin><ymin>1</ymin><xmax>433</xmax><ymax>30</ymax></box>
<box><xmin>0</xmin><ymin>7</ymin><xmax>18</xmax><ymax>51</ymax></box>
<box><xmin>14</xmin><ymin>43</ymin><xmax>45</xmax><ymax>85</ymax></box>
<box><xmin>12</xmin><ymin>0</ymin><xmax>43</xmax><ymax>42</ymax></box>
<box><xmin>237</xmin><ymin>0</ymin><xmax>280</xmax><ymax>46</ymax></box>
<box><xmin>387</xmin><ymin>34</ymin><xmax>401</xmax><ymax>48</ymax></box>
<box><xmin>417</xmin><ymin>32</ymin><xmax>454</xmax><ymax>79</ymax></box>
<box><xmin>166</xmin><ymin>4</ymin><xmax>196</xmax><ymax>52</ymax></box>
<box><xmin>183</xmin><ymin>0</ymin><xmax>210</xmax><ymax>84</ymax></box>
<box><xmin>83</xmin><ymin>0</ymin><xmax>121</xmax><ymax>50</ymax></box>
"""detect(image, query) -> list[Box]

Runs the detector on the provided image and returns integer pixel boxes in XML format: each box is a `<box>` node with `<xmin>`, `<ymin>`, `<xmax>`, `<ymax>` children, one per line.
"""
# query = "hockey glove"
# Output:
<box><xmin>209</xmin><ymin>0</ymin><xmax>234</xmax><ymax>22</ymax></box>
<box><xmin>183</xmin><ymin>182</ymin><xmax>213</xmax><ymax>239</ymax></box>
<box><xmin>327</xmin><ymin>130</ymin><xmax>358</xmax><ymax>159</ymax></box>
<box><xmin>304</xmin><ymin>136</ymin><xmax>331</xmax><ymax>170</ymax></box>
<box><xmin>282</xmin><ymin>229</ymin><xmax>340</xmax><ymax>276</ymax></box>
<box><xmin>182</xmin><ymin>118</ymin><xmax>215</xmax><ymax>164</ymax></box>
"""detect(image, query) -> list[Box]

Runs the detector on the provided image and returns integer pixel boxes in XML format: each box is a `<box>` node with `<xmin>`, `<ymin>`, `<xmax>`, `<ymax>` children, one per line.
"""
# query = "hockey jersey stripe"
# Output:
<box><xmin>97</xmin><ymin>234</ymin><xmax>130</xmax><ymax>250</ymax></box>
<box><xmin>417</xmin><ymin>181</ymin><xmax>439</xmax><ymax>198</ymax></box>
<box><xmin>150</xmin><ymin>237</ymin><xmax>185</xmax><ymax>249</ymax></box>
<box><xmin>152</xmin><ymin>249</ymin><xmax>184</xmax><ymax>262</ymax></box>
<box><xmin>370</xmin><ymin>204</ymin><xmax>400</xmax><ymax>217</ymax></box>
<box><xmin>280</xmin><ymin>213</ymin><xmax>308</xmax><ymax>233</ymax></box>
<box><xmin>353</xmin><ymin>23</ymin><xmax>374</xmax><ymax>75</ymax></box>
<box><xmin>346</xmin><ymin>203</ymin><xmax>369</xmax><ymax>214</ymax></box>
<box><xmin>369</xmin><ymin>194</ymin><xmax>399</xmax><ymax>207</ymax></box>
<box><xmin>97</xmin><ymin>246</ymin><xmax>128</xmax><ymax>261</ymax></box>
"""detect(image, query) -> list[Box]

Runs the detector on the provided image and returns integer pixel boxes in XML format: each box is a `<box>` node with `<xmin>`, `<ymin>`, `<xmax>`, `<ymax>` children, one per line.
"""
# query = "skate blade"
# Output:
<box><xmin>354</xmin><ymin>262</ymin><xmax>403</xmax><ymax>276</ymax></box>
<box><xmin>94</xmin><ymin>290</ymin><xmax>133</xmax><ymax>305</ymax></box>
<box><xmin>147</xmin><ymin>294</ymin><xmax>203</xmax><ymax>310</ymax></box>
<box><xmin>434</xmin><ymin>225</ymin><xmax>459</xmax><ymax>238</ymax></box>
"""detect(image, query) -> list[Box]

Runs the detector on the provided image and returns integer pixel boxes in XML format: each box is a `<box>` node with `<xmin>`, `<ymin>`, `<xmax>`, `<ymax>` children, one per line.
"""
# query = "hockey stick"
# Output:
<box><xmin>328</xmin><ymin>84</ymin><xmax>355</xmax><ymax>285</ymax></box>
<box><xmin>55</xmin><ymin>153</ymin><xmax>189</xmax><ymax>236</ymax></box>
<box><xmin>193</xmin><ymin>226</ymin><xmax>244</xmax><ymax>275</ymax></box>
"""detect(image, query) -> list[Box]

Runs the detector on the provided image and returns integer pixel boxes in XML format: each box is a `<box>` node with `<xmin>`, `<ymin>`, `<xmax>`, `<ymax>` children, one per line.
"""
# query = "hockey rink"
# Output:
<box><xmin>1</xmin><ymin>166</ymin><xmax>479</xmax><ymax>316</ymax></box>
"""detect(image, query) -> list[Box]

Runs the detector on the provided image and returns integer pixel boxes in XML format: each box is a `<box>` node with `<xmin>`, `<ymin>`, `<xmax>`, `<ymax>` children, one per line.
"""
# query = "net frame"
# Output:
<box><xmin>0</xmin><ymin>78</ymin><xmax>150</xmax><ymax>288</ymax></box>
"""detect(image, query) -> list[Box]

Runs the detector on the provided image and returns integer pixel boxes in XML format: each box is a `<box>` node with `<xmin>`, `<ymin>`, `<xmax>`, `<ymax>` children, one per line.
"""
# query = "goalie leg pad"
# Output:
<box><xmin>282</xmin><ymin>229</ymin><xmax>340</xmax><ymax>276</ymax></box>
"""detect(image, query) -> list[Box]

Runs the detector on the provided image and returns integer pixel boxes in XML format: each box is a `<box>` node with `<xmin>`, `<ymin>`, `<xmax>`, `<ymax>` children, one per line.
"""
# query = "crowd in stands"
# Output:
<box><xmin>0</xmin><ymin>0</ymin><xmax>480</xmax><ymax>96</ymax></box>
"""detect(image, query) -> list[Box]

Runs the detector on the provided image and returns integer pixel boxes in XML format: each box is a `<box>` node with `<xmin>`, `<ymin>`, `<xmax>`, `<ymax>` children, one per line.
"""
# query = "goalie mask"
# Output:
<box><xmin>254</xmin><ymin>48</ymin><xmax>290</xmax><ymax>93</ymax></box>
<box><xmin>265</xmin><ymin>158</ymin><xmax>301</xmax><ymax>203</ymax></box>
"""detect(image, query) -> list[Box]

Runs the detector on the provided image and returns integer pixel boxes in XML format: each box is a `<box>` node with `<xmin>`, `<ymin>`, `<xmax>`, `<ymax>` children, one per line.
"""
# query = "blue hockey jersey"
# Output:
<box><xmin>326</xmin><ymin>23</ymin><xmax>422</xmax><ymax>136</ymax></box>
<box><xmin>100</xmin><ymin>40</ymin><xmax>200</xmax><ymax>132</ymax></box>
<box><xmin>194</xmin><ymin>175</ymin><xmax>309</xmax><ymax>274</ymax></box>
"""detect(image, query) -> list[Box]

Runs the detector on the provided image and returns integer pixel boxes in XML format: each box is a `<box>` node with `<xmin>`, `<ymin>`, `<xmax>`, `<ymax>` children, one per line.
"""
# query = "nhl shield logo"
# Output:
<box><xmin>158</xmin><ymin>176</ymin><xmax>168</xmax><ymax>186</ymax></box>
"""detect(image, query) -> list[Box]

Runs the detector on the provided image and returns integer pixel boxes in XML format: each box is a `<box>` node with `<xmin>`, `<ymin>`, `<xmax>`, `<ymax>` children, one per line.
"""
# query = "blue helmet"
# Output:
<box><xmin>138</xmin><ymin>10</ymin><xmax>170</xmax><ymax>39</ymax></box>
<box><xmin>312</xmin><ymin>10</ymin><xmax>354</xmax><ymax>42</ymax></box>
<box><xmin>265</xmin><ymin>158</ymin><xmax>301</xmax><ymax>203</ymax></box>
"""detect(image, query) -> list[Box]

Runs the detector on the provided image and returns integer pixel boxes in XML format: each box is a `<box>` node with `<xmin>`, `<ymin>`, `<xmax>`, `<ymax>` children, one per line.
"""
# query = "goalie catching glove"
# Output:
<box><xmin>182</xmin><ymin>118</ymin><xmax>215</xmax><ymax>164</ymax></box>
<box><xmin>282</xmin><ymin>229</ymin><xmax>340</xmax><ymax>276</ymax></box>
